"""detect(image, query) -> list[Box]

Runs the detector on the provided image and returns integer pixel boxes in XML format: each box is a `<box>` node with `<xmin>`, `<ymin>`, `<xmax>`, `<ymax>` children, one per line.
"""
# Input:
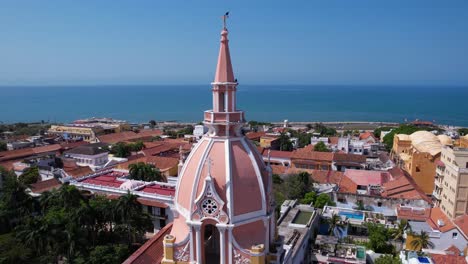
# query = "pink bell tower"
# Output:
<box><xmin>203</xmin><ymin>20</ymin><xmax>244</xmax><ymax>138</ymax></box>
<box><xmin>162</xmin><ymin>15</ymin><xmax>280</xmax><ymax>264</ymax></box>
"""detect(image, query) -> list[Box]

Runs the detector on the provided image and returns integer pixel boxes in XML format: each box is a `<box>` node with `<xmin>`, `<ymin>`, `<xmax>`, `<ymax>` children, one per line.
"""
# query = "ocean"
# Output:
<box><xmin>0</xmin><ymin>85</ymin><xmax>467</xmax><ymax>126</ymax></box>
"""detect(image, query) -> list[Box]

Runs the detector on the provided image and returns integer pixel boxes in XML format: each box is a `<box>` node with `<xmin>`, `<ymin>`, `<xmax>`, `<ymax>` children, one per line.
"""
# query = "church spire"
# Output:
<box><xmin>214</xmin><ymin>14</ymin><xmax>235</xmax><ymax>83</ymax></box>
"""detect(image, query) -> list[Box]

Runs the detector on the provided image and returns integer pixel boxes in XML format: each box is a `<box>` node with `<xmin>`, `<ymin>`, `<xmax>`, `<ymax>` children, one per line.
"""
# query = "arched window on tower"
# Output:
<box><xmin>203</xmin><ymin>224</ymin><xmax>220</xmax><ymax>263</ymax></box>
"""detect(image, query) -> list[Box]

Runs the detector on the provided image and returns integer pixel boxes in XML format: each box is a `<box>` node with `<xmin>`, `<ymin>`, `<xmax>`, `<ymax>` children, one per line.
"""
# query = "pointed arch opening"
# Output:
<box><xmin>203</xmin><ymin>224</ymin><xmax>220</xmax><ymax>263</ymax></box>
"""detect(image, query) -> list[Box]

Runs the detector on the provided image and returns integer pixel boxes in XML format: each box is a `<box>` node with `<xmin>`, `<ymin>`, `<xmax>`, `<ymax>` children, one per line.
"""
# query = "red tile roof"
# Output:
<box><xmin>246</xmin><ymin>131</ymin><xmax>266</xmax><ymax>141</ymax></box>
<box><xmin>343</xmin><ymin>169</ymin><xmax>390</xmax><ymax>186</ymax></box>
<box><xmin>427</xmin><ymin>207</ymin><xmax>456</xmax><ymax>233</ymax></box>
<box><xmin>430</xmin><ymin>253</ymin><xmax>467</xmax><ymax>264</ymax></box>
<box><xmin>0</xmin><ymin>144</ymin><xmax>62</xmax><ymax>162</ymax></box>
<box><xmin>381</xmin><ymin>167</ymin><xmax>431</xmax><ymax>202</ymax></box>
<box><xmin>123</xmin><ymin>223</ymin><xmax>173</xmax><ymax>264</ymax></box>
<box><xmin>98</xmin><ymin>130</ymin><xmax>162</xmax><ymax>144</ymax></box>
<box><xmin>64</xmin><ymin>166</ymin><xmax>93</xmax><ymax>178</ymax></box>
<box><xmin>396</xmin><ymin>205</ymin><xmax>430</xmax><ymax>221</ymax></box>
<box><xmin>291</xmin><ymin>145</ymin><xmax>334</xmax><ymax>161</ymax></box>
<box><xmin>260</xmin><ymin>149</ymin><xmax>293</xmax><ymax>159</ymax></box>
<box><xmin>80</xmin><ymin>171</ymin><xmax>128</xmax><ymax>188</ymax></box>
<box><xmin>30</xmin><ymin>178</ymin><xmax>62</xmax><ymax>193</ymax></box>
<box><xmin>140</xmin><ymin>184</ymin><xmax>175</xmax><ymax>196</ymax></box>
<box><xmin>333</xmin><ymin>153</ymin><xmax>367</xmax><ymax>163</ymax></box>
<box><xmin>137</xmin><ymin>198</ymin><xmax>169</xmax><ymax>209</ymax></box>
<box><xmin>454</xmin><ymin>214</ymin><xmax>468</xmax><ymax>237</ymax></box>
<box><xmin>310</xmin><ymin>170</ymin><xmax>344</xmax><ymax>185</ymax></box>
<box><xmin>270</xmin><ymin>165</ymin><xmax>289</xmax><ymax>175</ymax></box>
<box><xmin>328</xmin><ymin>137</ymin><xmax>339</xmax><ymax>145</ymax></box>
<box><xmin>359</xmin><ymin>132</ymin><xmax>376</xmax><ymax>140</ymax></box>
<box><xmin>117</xmin><ymin>156</ymin><xmax>178</xmax><ymax>172</ymax></box>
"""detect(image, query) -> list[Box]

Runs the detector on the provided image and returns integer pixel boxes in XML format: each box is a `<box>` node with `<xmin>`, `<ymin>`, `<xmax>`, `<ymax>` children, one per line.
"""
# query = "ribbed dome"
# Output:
<box><xmin>437</xmin><ymin>135</ymin><xmax>452</xmax><ymax>146</ymax></box>
<box><xmin>409</xmin><ymin>131</ymin><xmax>442</xmax><ymax>156</ymax></box>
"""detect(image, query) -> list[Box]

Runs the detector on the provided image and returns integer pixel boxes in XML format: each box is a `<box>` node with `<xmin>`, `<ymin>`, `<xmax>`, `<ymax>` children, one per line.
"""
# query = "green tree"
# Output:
<box><xmin>111</xmin><ymin>142</ymin><xmax>131</xmax><ymax>158</ymax></box>
<box><xmin>149</xmin><ymin>120</ymin><xmax>157</xmax><ymax>128</ymax></box>
<box><xmin>382</xmin><ymin>124</ymin><xmax>431</xmax><ymax>151</ymax></box>
<box><xmin>0</xmin><ymin>142</ymin><xmax>7</xmax><ymax>152</ymax></box>
<box><xmin>366</xmin><ymin>223</ymin><xmax>394</xmax><ymax>253</ymax></box>
<box><xmin>313</xmin><ymin>141</ymin><xmax>330</xmax><ymax>152</ymax></box>
<box><xmin>278</xmin><ymin>132</ymin><xmax>293</xmax><ymax>151</ymax></box>
<box><xmin>410</xmin><ymin>231</ymin><xmax>434</xmax><ymax>251</ymax></box>
<box><xmin>327</xmin><ymin>213</ymin><xmax>343</xmax><ymax>235</ymax></box>
<box><xmin>375</xmin><ymin>255</ymin><xmax>402</xmax><ymax>264</ymax></box>
<box><xmin>373</xmin><ymin>127</ymin><xmax>393</xmax><ymax>139</ymax></box>
<box><xmin>300</xmin><ymin>191</ymin><xmax>316</xmax><ymax>205</ymax></box>
<box><xmin>129</xmin><ymin>141</ymin><xmax>145</xmax><ymax>152</ymax></box>
<box><xmin>88</xmin><ymin>244</ymin><xmax>129</xmax><ymax>264</ymax></box>
<box><xmin>128</xmin><ymin>162</ymin><xmax>165</xmax><ymax>182</ymax></box>
<box><xmin>459</xmin><ymin>128</ymin><xmax>468</xmax><ymax>136</ymax></box>
<box><xmin>115</xmin><ymin>192</ymin><xmax>152</xmax><ymax>245</ymax></box>
<box><xmin>314</xmin><ymin>193</ymin><xmax>335</xmax><ymax>209</ymax></box>
<box><xmin>272</xmin><ymin>174</ymin><xmax>283</xmax><ymax>185</ymax></box>
<box><xmin>18</xmin><ymin>166</ymin><xmax>40</xmax><ymax>185</ymax></box>
<box><xmin>284</xmin><ymin>173</ymin><xmax>311</xmax><ymax>199</ymax></box>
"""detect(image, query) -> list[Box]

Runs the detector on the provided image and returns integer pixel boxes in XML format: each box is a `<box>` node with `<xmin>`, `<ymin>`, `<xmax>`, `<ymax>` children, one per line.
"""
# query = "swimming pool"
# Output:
<box><xmin>338</xmin><ymin>211</ymin><xmax>364</xmax><ymax>220</ymax></box>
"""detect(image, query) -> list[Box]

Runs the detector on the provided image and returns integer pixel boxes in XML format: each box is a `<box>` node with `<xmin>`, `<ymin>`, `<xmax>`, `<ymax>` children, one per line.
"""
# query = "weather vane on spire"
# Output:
<box><xmin>222</xmin><ymin>11</ymin><xmax>229</xmax><ymax>29</ymax></box>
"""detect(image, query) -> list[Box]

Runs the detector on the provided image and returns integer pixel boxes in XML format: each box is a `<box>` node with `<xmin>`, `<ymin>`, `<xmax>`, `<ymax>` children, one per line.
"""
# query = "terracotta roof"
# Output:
<box><xmin>246</xmin><ymin>131</ymin><xmax>266</xmax><ymax>141</ymax></box>
<box><xmin>359</xmin><ymin>132</ymin><xmax>376</xmax><ymax>140</ymax></box>
<box><xmin>328</xmin><ymin>137</ymin><xmax>339</xmax><ymax>145</ymax></box>
<box><xmin>30</xmin><ymin>178</ymin><xmax>62</xmax><ymax>193</ymax></box>
<box><xmin>64</xmin><ymin>166</ymin><xmax>93</xmax><ymax>178</ymax></box>
<box><xmin>117</xmin><ymin>156</ymin><xmax>178</xmax><ymax>172</ymax></box>
<box><xmin>343</xmin><ymin>169</ymin><xmax>390</xmax><ymax>186</ymax></box>
<box><xmin>140</xmin><ymin>184</ymin><xmax>175</xmax><ymax>196</ymax></box>
<box><xmin>338</xmin><ymin>175</ymin><xmax>358</xmax><ymax>193</ymax></box>
<box><xmin>0</xmin><ymin>144</ymin><xmax>62</xmax><ymax>162</ymax></box>
<box><xmin>137</xmin><ymin>198</ymin><xmax>169</xmax><ymax>209</ymax></box>
<box><xmin>310</xmin><ymin>170</ymin><xmax>344</xmax><ymax>184</ymax></box>
<box><xmin>427</xmin><ymin>207</ymin><xmax>456</xmax><ymax>233</ymax></box>
<box><xmin>430</xmin><ymin>253</ymin><xmax>467</xmax><ymax>264</ymax></box>
<box><xmin>445</xmin><ymin>245</ymin><xmax>462</xmax><ymax>256</ymax></box>
<box><xmin>260</xmin><ymin>149</ymin><xmax>293</xmax><ymax>159</ymax></box>
<box><xmin>381</xmin><ymin>167</ymin><xmax>431</xmax><ymax>202</ymax></box>
<box><xmin>270</xmin><ymin>165</ymin><xmax>289</xmax><ymax>175</ymax></box>
<box><xmin>97</xmin><ymin>130</ymin><xmax>162</xmax><ymax>144</ymax></box>
<box><xmin>123</xmin><ymin>223</ymin><xmax>173</xmax><ymax>264</ymax></box>
<box><xmin>333</xmin><ymin>153</ymin><xmax>367</xmax><ymax>163</ymax></box>
<box><xmin>396</xmin><ymin>205</ymin><xmax>430</xmax><ymax>221</ymax></box>
<box><xmin>454</xmin><ymin>214</ymin><xmax>468</xmax><ymax>237</ymax></box>
<box><xmin>291</xmin><ymin>145</ymin><xmax>334</xmax><ymax>161</ymax></box>
<box><xmin>142</xmin><ymin>141</ymin><xmax>191</xmax><ymax>157</ymax></box>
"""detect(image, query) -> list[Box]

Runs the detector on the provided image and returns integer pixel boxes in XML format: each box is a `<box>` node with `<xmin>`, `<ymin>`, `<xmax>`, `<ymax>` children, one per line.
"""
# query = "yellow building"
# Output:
<box><xmin>392</xmin><ymin>131</ymin><xmax>449</xmax><ymax>195</ymax></box>
<box><xmin>48</xmin><ymin>125</ymin><xmax>99</xmax><ymax>142</ymax></box>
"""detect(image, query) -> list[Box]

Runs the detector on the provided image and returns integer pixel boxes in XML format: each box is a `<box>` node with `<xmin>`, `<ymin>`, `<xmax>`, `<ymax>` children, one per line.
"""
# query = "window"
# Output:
<box><xmin>416</xmin><ymin>166</ymin><xmax>420</xmax><ymax>172</ymax></box>
<box><xmin>377</xmin><ymin>202</ymin><xmax>382</xmax><ymax>207</ymax></box>
<box><xmin>453</xmin><ymin>232</ymin><xmax>458</xmax><ymax>239</ymax></box>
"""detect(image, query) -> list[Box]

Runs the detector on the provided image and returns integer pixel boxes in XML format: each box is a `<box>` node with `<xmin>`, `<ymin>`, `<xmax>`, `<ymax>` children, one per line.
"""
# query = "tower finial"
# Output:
<box><xmin>222</xmin><ymin>12</ymin><xmax>229</xmax><ymax>29</ymax></box>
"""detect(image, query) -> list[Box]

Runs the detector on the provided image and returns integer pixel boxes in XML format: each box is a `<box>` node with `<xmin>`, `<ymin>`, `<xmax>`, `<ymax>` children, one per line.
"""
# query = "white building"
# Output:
<box><xmin>64</xmin><ymin>143</ymin><xmax>109</xmax><ymax>171</ymax></box>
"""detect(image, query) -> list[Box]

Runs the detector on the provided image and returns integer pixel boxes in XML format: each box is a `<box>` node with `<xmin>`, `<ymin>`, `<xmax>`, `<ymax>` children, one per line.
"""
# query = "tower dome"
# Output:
<box><xmin>163</xmin><ymin>18</ymin><xmax>276</xmax><ymax>264</ymax></box>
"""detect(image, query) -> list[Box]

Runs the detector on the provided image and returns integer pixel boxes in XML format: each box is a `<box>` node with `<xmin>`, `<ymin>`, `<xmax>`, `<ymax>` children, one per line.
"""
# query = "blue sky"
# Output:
<box><xmin>1</xmin><ymin>0</ymin><xmax>467</xmax><ymax>85</ymax></box>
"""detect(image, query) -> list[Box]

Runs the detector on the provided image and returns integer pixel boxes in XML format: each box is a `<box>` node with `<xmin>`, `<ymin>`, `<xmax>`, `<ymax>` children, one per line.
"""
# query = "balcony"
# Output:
<box><xmin>432</xmin><ymin>190</ymin><xmax>441</xmax><ymax>200</ymax></box>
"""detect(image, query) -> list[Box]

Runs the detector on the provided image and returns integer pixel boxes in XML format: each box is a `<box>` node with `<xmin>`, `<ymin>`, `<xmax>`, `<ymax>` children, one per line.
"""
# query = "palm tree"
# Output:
<box><xmin>391</xmin><ymin>219</ymin><xmax>410</xmax><ymax>250</ymax></box>
<box><xmin>328</xmin><ymin>213</ymin><xmax>341</xmax><ymax>235</ymax></box>
<box><xmin>115</xmin><ymin>192</ymin><xmax>143</xmax><ymax>245</ymax></box>
<box><xmin>128</xmin><ymin>162</ymin><xmax>165</xmax><ymax>182</ymax></box>
<box><xmin>410</xmin><ymin>231</ymin><xmax>434</xmax><ymax>251</ymax></box>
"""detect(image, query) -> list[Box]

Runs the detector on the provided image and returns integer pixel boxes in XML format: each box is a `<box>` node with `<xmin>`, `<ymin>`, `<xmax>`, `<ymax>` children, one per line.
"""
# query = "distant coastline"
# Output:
<box><xmin>1</xmin><ymin>85</ymin><xmax>467</xmax><ymax>127</ymax></box>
